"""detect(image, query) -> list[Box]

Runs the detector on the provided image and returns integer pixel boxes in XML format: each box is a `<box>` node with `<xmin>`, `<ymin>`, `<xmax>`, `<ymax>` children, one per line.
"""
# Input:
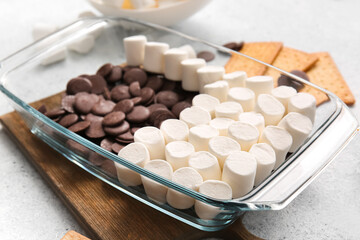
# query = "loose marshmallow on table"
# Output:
<box><xmin>249</xmin><ymin>143</ymin><xmax>276</xmax><ymax>186</ymax></box>
<box><xmin>238</xmin><ymin>112</ymin><xmax>265</xmax><ymax>134</ymax></box>
<box><xmin>181</xmin><ymin>58</ymin><xmax>206</xmax><ymax>91</ymax></box>
<box><xmin>195</xmin><ymin>180</ymin><xmax>232</xmax><ymax>220</ymax></box>
<box><xmin>228</xmin><ymin>122</ymin><xmax>259</xmax><ymax>151</ymax></box>
<box><xmin>188</xmin><ymin>151</ymin><xmax>221</xmax><ymax>180</ymax></box>
<box><xmin>204</xmin><ymin>81</ymin><xmax>229</xmax><ymax>102</ymax></box>
<box><xmin>165</xmin><ymin>141</ymin><xmax>195</xmax><ymax>170</ymax></box>
<box><xmin>197</xmin><ymin>66</ymin><xmax>225</xmax><ymax>93</ymax></box>
<box><xmin>68</xmin><ymin>35</ymin><xmax>95</xmax><ymax>54</ymax></box>
<box><xmin>143</xmin><ymin>42</ymin><xmax>169</xmax><ymax>73</ymax></box>
<box><xmin>278</xmin><ymin>112</ymin><xmax>313</xmax><ymax>152</ymax></box>
<box><xmin>222</xmin><ymin>151</ymin><xmax>257</xmax><ymax>198</ymax></box>
<box><xmin>41</xmin><ymin>47</ymin><xmax>67</xmax><ymax>66</ymax></box>
<box><xmin>164</xmin><ymin>48</ymin><xmax>188</xmax><ymax>81</ymax></box>
<box><xmin>259</xmin><ymin>126</ymin><xmax>293</xmax><ymax>169</ymax></box>
<box><xmin>178</xmin><ymin>44</ymin><xmax>196</xmax><ymax>59</ymax></box>
<box><xmin>255</xmin><ymin>94</ymin><xmax>285</xmax><ymax>126</ymax></box>
<box><xmin>223</xmin><ymin>71</ymin><xmax>247</xmax><ymax>88</ymax></box>
<box><xmin>288</xmin><ymin>92</ymin><xmax>316</xmax><ymax>123</ymax></box>
<box><xmin>189</xmin><ymin>125</ymin><xmax>219</xmax><ymax>151</ymax></box>
<box><xmin>245</xmin><ymin>76</ymin><xmax>274</xmax><ymax>98</ymax></box>
<box><xmin>271</xmin><ymin>86</ymin><xmax>297</xmax><ymax>112</ymax></box>
<box><xmin>141</xmin><ymin>160</ymin><xmax>173</xmax><ymax>204</ymax></box>
<box><xmin>227</xmin><ymin>87</ymin><xmax>255</xmax><ymax>112</ymax></box>
<box><xmin>116</xmin><ymin>142</ymin><xmax>150</xmax><ymax>186</ymax></box>
<box><xmin>208</xmin><ymin>136</ymin><xmax>241</xmax><ymax>168</ymax></box>
<box><xmin>215</xmin><ymin>101</ymin><xmax>243</xmax><ymax>120</ymax></box>
<box><xmin>209</xmin><ymin>118</ymin><xmax>235</xmax><ymax>136</ymax></box>
<box><xmin>192</xmin><ymin>94</ymin><xmax>220</xmax><ymax>118</ymax></box>
<box><xmin>180</xmin><ymin>106</ymin><xmax>212</xmax><ymax>128</ymax></box>
<box><xmin>160</xmin><ymin>119</ymin><xmax>189</xmax><ymax>143</ymax></box>
<box><xmin>124</xmin><ymin>35</ymin><xmax>147</xmax><ymax>66</ymax></box>
<box><xmin>32</xmin><ymin>22</ymin><xmax>58</xmax><ymax>41</ymax></box>
<box><xmin>134</xmin><ymin>126</ymin><xmax>166</xmax><ymax>160</ymax></box>
<box><xmin>166</xmin><ymin>167</ymin><xmax>203</xmax><ymax>209</ymax></box>
<box><xmin>130</xmin><ymin>0</ymin><xmax>156</xmax><ymax>9</ymax></box>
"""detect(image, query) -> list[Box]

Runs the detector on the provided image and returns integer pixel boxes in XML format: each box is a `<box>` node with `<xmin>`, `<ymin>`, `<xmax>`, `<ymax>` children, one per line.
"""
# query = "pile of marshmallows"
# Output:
<box><xmin>116</xmin><ymin>35</ymin><xmax>316</xmax><ymax>220</ymax></box>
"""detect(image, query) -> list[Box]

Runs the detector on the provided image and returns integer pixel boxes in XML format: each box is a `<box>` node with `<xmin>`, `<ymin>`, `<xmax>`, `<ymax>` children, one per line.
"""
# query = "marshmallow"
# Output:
<box><xmin>41</xmin><ymin>47</ymin><xmax>67</xmax><ymax>66</ymax></box>
<box><xmin>222</xmin><ymin>151</ymin><xmax>257</xmax><ymax>198</ymax></box>
<box><xmin>192</xmin><ymin>94</ymin><xmax>220</xmax><ymax>118</ymax></box>
<box><xmin>209</xmin><ymin>118</ymin><xmax>235</xmax><ymax>136</ymax></box>
<box><xmin>134</xmin><ymin>126</ymin><xmax>166</xmax><ymax>160</ymax></box>
<box><xmin>116</xmin><ymin>142</ymin><xmax>150</xmax><ymax>186</ymax></box>
<box><xmin>271</xmin><ymin>86</ymin><xmax>297</xmax><ymax>112</ymax></box>
<box><xmin>160</xmin><ymin>119</ymin><xmax>189</xmax><ymax>143</ymax></box>
<box><xmin>32</xmin><ymin>22</ymin><xmax>58</xmax><ymax>41</ymax></box>
<box><xmin>197</xmin><ymin>66</ymin><xmax>225</xmax><ymax>93</ymax></box>
<box><xmin>165</xmin><ymin>141</ymin><xmax>195</xmax><ymax>170</ymax></box>
<box><xmin>181</xmin><ymin>58</ymin><xmax>206</xmax><ymax>91</ymax></box>
<box><xmin>238</xmin><ymin>112</ymin><xmax>265</xmax><ymax>134</ymax></box>
<box><xmin>68</xmin><ymin>35</ymin><xmax>95</xmax><ymax>54</ymax></box>
<box><xmin>203</xmin><ymin>81</ymin><xmax>229</xmax><ymax>102</ymax></box>
<box><xmin>188</xmin><ymin>151</ymin><xmax>221</xmax><ymax>180</ymax></box>
<box><xmin>166</xmin><ymin>167</ymin><xmax>203</xmax><ymax>209</ymax></box>
<box><xmin>130</xmin><ymin>0</ymin><xmax>156</xmax><ymax>9</ymax></box>
<box><xmin>102</xmin><ymin>0</ymin><xmax>124</xmax><ymax>7</ymax></box>
<box><xmin>228</xmin><ymin>122</ymin><xmax>259</xmax><ymax>151</ymax></box>
<box><xmin>124</xmin><ymin>35</ymin><xmax>147</xmax><ymax>66</ymax></box>
<box><xmin>143</xmin><ymin>42</ymin><xmax>169</xmax><ymax>73</ymax></box>
<box><xmin>179</xmin><ymin>106</ymin><xmax>212</xmax><ymax>128</ymax></box>
<box><xmin>255</xmin><ymin>94</ymin><xmax>285</xmax><ymax>126</ymax></box>
<box><xmin>288</xmin><ymin>92</ymin><xmax>316</xmax><ymax>123</ymax></box>
<box><xmin>227</xmin><ymin>87</ymin><xmax>255</xmax><ymax>112</ymax></box>
<box><xmin>215</xmin><ymin>101</ymin><xmax>243</xmax><ymax>120</ymax></box>
<box><xmin>259</xmin><ymin>126</ymin><xmax>293</xmax><ymax>169</ymax></box>
<box><xmin>278</xmin><ymin>112</ymin><xmax>313</xmax><ymax>152</ymax></box>
<box><xmin>178</xmin><ymin>45</ymin><xmax>196</xmax><ymax>59</ymax></box>
<box><xmin>78</xmin><ymin>11</ymin><xmax>97</xmax><ymax>18</ymax></box>
<box><xmin>223</xmin><ymin>71</ymin><xmax>247</xmax><ymax>88</ymax></box>
<box><xmin>164</xmin><ymin>48</ymin><xmax>188</xmax><ymax>81</ymax></box>
<box><xmin>245</xmin><ymin>76</ymin><xmax>274</xmax><ymax>97</ymax></box>
<box><xmin>195</xmin><ymin>180</ymin><xmax>232</xmax><ymax>220</ymax></box>
<box><xmin>141</xmin><ymin>160</ymin><xmax>173</xmax><ymax>204</ymax></box>
<box><xmin>249</xmin><ymin>143</ymin><xmax>276</xmax><ymax>186</ymax></box>
<box><xmin>189</xmin><ymin>125</ymin><xmax>219</xmax><ymax>151</ymax></box>
<box><xmin>208</xmin><ymin>136</ymin><xmax>241</xmax><ymax>168</ymax></box>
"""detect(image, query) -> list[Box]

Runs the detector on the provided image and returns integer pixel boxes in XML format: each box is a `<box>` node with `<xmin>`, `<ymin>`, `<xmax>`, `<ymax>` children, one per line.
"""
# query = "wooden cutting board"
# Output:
<box><xmin>0</xmin><ymin>93</ymin><xmax>262</xmax><ymax>240</ymax></box>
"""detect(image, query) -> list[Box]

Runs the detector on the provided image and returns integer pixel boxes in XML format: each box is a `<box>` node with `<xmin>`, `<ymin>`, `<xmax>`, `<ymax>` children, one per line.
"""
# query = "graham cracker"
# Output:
<box><xmin>224</xmin><ymin>42</ymin><xmax>283</xmax><ymax>77</ymax></box>
<box><xmin>61</xmin><ymin>230</ymin><xmax>90</xmax><ymax>240</ymax></box>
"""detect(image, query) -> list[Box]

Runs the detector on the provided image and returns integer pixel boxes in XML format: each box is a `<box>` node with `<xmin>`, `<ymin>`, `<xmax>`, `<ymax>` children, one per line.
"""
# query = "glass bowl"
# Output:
<box><xmin>0</xmin><ymin>17</ymin><xmax>358</xmax><ymax>231</ymax></box>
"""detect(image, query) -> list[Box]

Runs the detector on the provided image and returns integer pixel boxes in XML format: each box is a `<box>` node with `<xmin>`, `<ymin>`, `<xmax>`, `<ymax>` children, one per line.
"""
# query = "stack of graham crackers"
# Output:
<box><xmin>224</xmin><ymin>42</ymin><xmax>355</xmax><ymax>106</ymax></box>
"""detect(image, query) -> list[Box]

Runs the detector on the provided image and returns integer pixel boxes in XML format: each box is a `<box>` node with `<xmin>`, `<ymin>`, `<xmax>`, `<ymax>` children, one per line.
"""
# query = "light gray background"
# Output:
<box><xmin>1</xmin><ymin>0</ymin><xmax>360</xmax><ymax>239</ymax></box>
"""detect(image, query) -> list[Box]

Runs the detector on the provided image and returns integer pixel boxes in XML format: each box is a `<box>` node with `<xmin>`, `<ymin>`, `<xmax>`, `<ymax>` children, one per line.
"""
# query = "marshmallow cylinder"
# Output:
<box><xmin>124</xmin><ymin>35</ymin><xmax>147</xmax><ymax>66</ymax></box>
<box><xmin>246</xmin><ymin>76</ymin><xmax>274</xmax><ymax>97</ymax></box>
<box><xmin>288</xmin><ymin>92</ymin><xmax>316</xmax><ymax>123</ymax></box>
<box><xmin>189</xmin><ymin>125</ymin><xmax>219</xmax><ymax>151</ymax></box>
<box><xmin>68</xmin><ymin>35</ymin><xmax>95</xmax><ymax>54</ymax></box>
<box><xmin>181</xmin><ymin>58</ymin><xmax>206</xmax><ymax>91</ymax></box>
<box><xmin>215</xmin><ymin>101</ymin><xmax>243</xmax><ymax>120</ymax></box>
<box><xmin>197</xmin><ymin>66</ymin><xmax>225</xmax><ymax>93</ymax></box>
<box><xmin>134</xmin><ymin>126</ymin><xmax>166</xmax><ymax>160</ymax></box>
<box><xmin>209</xmin><ymin>118</ymin><xmax>235</xmax><ymax>136</ymax></box>
<box><xmin>160</xmin><ymin>119</ymin><xmax>189</xmax><ymax>143</ymax></box>
<box><xmin>192</xmin><ymin>94</ymin><xmax>220</xmax><ymax>118</ymax></box>
<box><xmin>204</xmin><ymin>81</ymin><xmax>229</xmax><ymax>102</ymax></box>
<box><xmin>228</xmin><ymin>121</ymin><xmax>259</xmax><ymax>151</ymax></box>
<box><xmin>208</xmin><ymin>136</ymin><xmax>241</xmax><ymax>168</ymax></box>
<box><xmin>249</xmin><ymin>143</ymin><xmax>276</xmax><ymax>186</ymax></box>
<box><xmin>223</xmin><ymin>71</ymin><xmax>247</xmax><ymax>88</ymax></box>
<box><xmin>188</xmin><ymin>151</ymin><xmax>221</xmax><ymax>180</ymax></box>
<box><xmin>255</xmin><ymin>94</ymin><xmax>285</xmax><ymax>126</ymax></box>
<box><xmin>41</xmin><ymin>47</ymin><xmax>67</xmax><ymax>66</ymax></box>
<box><xmin>271</xmin><ymin>86</ymin><xmax>297</xmax><ymax>112</ymax></box>
<box><xmin>164</xmin><ymin>48</ymin><xmax>188</xmax><ymax>81</ymax></box>
<box><xmin>238</xmin><ymin>112</ymin><xmax>265</xmax><ymax>135</ymax></box>
<box><xmin>227</xmin><ymin>87</ymin><xmax>255</xmax><ymax>112</ymax></box>
<box><xmin>32</xmin><ymin>22</ymin><xmax>58</xmax><ymax>41</ymax></box>
<box><xmin>143</xmin><ymin>42</ymin><xmax>169</xmax><ymax>73</ymax></box>
<box><xmin>178</xmin><ymin>44</ymin><xmax>196</xmax><ymax>58</ymax></box>
<box><xmin>179</xmin><ymin>106</ymin><xmax>212</xmax><ymax>128</ymax></box>
<box><xmin>165</xmin><ymin>141</ymin><xmax>195</xmax><ymax>170</ymax></box>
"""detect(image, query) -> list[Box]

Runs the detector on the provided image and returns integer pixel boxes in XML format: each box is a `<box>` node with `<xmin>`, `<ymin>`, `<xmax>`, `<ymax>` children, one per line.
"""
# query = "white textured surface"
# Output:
<box><xmin>0</xmin><ymin>0</ymin><xmax>360</xmax><ymax>239</ymax></box>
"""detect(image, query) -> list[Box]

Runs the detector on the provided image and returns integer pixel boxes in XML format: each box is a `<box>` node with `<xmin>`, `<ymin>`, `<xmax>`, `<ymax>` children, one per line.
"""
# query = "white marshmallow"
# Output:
<box><xmin>188</xmin><ymin>151</ymin><xmax>221</xmax><ymax>180</ymax></box>
<box><xmin>116</xmin><ymin>142</ymin><xmax>150</xmax><ymax>186</ymax></box>
<box><xmin>143</xmin><ymin>42</ymin><xmax>169</xmax><ymax>73</ymax></box>
<box><xmin>259</xmin><ymin>126</ymin><xmax>293</xmax><ymax>169</ymax></box>
<box><xmin>197</xmin><ymin>66</ymin><xmax>225</xmax><ymax>93</ymax></box>
<box><xmin>160</xmin><ymin>119</ymin><xmax>189</xmax><ymax>143</ymax></box>
<box><xmin>32</xmin><ymin>22</ymin><xmax>58</xmax><ymax>41</ymax></box>
<box><xmin>209</xmin><ymin>118</ymin><xmax>235</xmax><ymax>136</ymax></box>
<box><xmin>165</xmin><ymin>141</ymin><xmax>195</xmax><ymax>170</ymax></box>
<box><xmin>166</xmin><ymin>167</ymin><xmax>203</xmax><ymax>209</ymax></box>
<box><xmin>222</xmin><ymin>151</ymin><xmax>257</xmax><ymax>198</ymax></box>
<box><xmin>271</xmin><ymin>86</ymin><xmax>297</xmax><ymax>112</ymax></box>
<box><xmin>249</xmin><ymin>143</ymin><xmax>276</xmax><ymax>186</ymax></box>
<box><xmin>164</xmin><ymin>48</ymin><xmax>188</xmax><ymax>81</ymax></box>
<box><xmin>40</xmin><ymin>47</ymin><xmax>67</xmax><ymax>66</ymax></box>
<box><xmin>223</xmin><ymin>71</ymin><xmax>247</xmax><ymax>88</ymax></box>
<box><xmin>178</xmin><ymin>44</ymin><xmax>196</xmax><ymax>59</ymax></box>
<box><xmin>228</xmin><ymin>121</ymin><xmax>259</xmax><ymax>151</ymax></box>
<box><xmin>68</xmin><ymin>35</ymin><xmax>95</xmax><ymax>54</ymax></box>
<box><xmin>215</xmin><ymin>101</ymin><xmax>243</xmax><ymax>120</ymax></box>
<box><xmin>192</xmin><ymin>94</ymin><xmax>220</xmax><ymax>118</ymax></box>
<box><xmin>204</xmin><ymin>81</ymin><xmax>229</xmax><ymax>102</ymax></box>
<box><xmin>134</xmin><ymin>126</ymin><xmax>166</xmax><ymax>160</ymax></box>
<box><xmin>227</xmin><ymin>87</ymin><xmax>255</xmax><ymax>112</ymax></box>
<box><xmin>195</xmin><ymin>180</ymin><xmax>232</xmax><ymax>220</ymax></box>
<box><xmin>189</xmin><ymin>125</ymin><xmax>219</xmax><ymax>151</ymax></box>
<box><xmin>141</xmin><ymin>160</ymin><xmax>173</xmax><ymax>204</ymax></box>
<box><xmin>238</xmin><ymin>112</ymin><xmax>265</xmax><ymax>134</ymax></box>
<box><xmin>179</xmin><ymin>106</ymin><xmax>212</xmax><ymax>128</ymax></box>
<box><xmin>124</xmin><ymin>35</ymin><xmax>147</xmax><ymax>66</ymax></box>
<box><xmin>130</xmin><ymin>0</ymin><xmax>156</xmax><ymax>9</ymax></box>
<box><xmin>278</xmin><ymin>112</ymin><xmax>313</xmax><ymax>152</ymax></box>
<box><xmin>181</xmin><ymin>58</ymin><xmax>206</xmax><ymax>91</ymax></box>
<box><xmin>255</xmin><ymin>94</ymin><xmax>285</xmax><ymax>126</ymax></box>
<box><xmin>208</xmin><ymin>136</ymin><xmax>241</xmax><ymax>168</ymax></box>
<box><xmin>245</xmin><ymin>76</ymin><xmax>274</xmax><ymax>98</ymax></box>
<box><xmin>288</xmin><ymin>92</ymin><xmax>316</xmax><ymax>123</ymax></box>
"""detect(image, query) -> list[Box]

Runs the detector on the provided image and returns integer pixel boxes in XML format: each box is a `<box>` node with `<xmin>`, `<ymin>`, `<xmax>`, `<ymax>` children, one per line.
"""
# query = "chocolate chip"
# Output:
<box><xmin>61</xmin><ymin>95</ymin><xmax>76</xmax><ymax>113</ymax></box>
<box><xmin>116</xmin><ymin>130</ymin><xmax>134</xmax><ymax>142</ymax></box>
<box><xmin>74</xmin><ymin>93</ymin><xmax>99</xmax><ymax>114</ymax></box>
<box><xmin>96</xmin><ymin>63</ymin><xmax>113</xmax><ymax>78</ymax></box>
<box><xmin>129</xmin><ymin>81</ymin><xmax>141</xmax><ymax>97</ymax></box>
<box><xmin>197</xmin><ymin>51</ymin><xmax>215</xmax><ymax>62</ymax></box>
<box><xmin>37</xmin><ymin>104</ymin><xmax>47</xmax><ymax>114</ymax></box>
<box><xmin>131</xmin><ymin>97</ymin><xmax>142</xmax><ymax>105</ymax></box>
<box><xmin>111</xmin><ymin>142</ymin><xmax>125</xmax><ymax>154</ymax></box>
<box><xmin>149</xmin><ymin>109</ymin><xmax>176</xmax><ymax>128</ymax></box>
<box><xmin>85</xmin><ymin>121</ymin><xmax>106</xmax><ymax>139</ymax></box>
<box><xmin>100</xmin><ymin>160</ymin><xmax>117</xmax><ymax>177</ymax></box>
<box><xmin>278</xmin><ymin>70</ymin><xmax>310</xmax><ymax>92</ymax></box>
<box><xmin>66</xmin><ymin>77</ymin><xmax>92</xmax><ymax>95</ymax></box>
<box><xmin>104</xmin><ymin>120</ymin><xmax>130</xmax><ymax>136</ymax></box>
<box><xmin>139</xmin><ymin>87</ymin><xmax>155</xmax><ymax>105</ymax></box>
<box><xmin>161</xmin><ymin>80</ymin><xmax>176</xmax><ymax>91</ymax></box>
<box><xmin>110</xmin><ymin>85</ymin><xmax>131</xmax><ymax>102</ymax></box>
<box><xmin>103</xmin><ymin>87</ymin><xmax>111</xmax><ymax>100</ymax></box>
<box><xmin>147</xmin><ymin>103</ymin><xmax>168</xmax><ymax>114</ymax></box>
<box><xmin>85</xmin><ymin>113</ymin><xmax>104</xmax><ymax>123</ymax></box>
<box><xmin>89</xmin><ymin>152</ymin><xmax>106</xmax><ymax>166</ymax></box>
<box><xmin>145</xmin><ymin>75</ymin><xmax>164</xmax><ymax>92</ymax></box>
<box><xmin>123</xmin><ymin>68</ymin><xmax>147</xmax><ymax>87</ymax></box>
<box><xmin>130</xmin><ymin>127</ymin><xmax>140</xmax><ymax>135</ymax></box>
<box><xmin>45</xmin><ymin>108</ymin><xmax>66</xmax><ymax>119</ymax></box>
<box><xmin>91</xmin><ymin>100</ymin><xmax>116</xmax><ymax>116</ymax></box>
<box><xmin>58</xmin><ymin>114</ymin><xmax>79</xmax><ymax>128</ymax></box>
<box><xmin>155</xmin><ymin>91</ymin><xmax>180</xmax><ymax>108</ymax></box>
<box><xmin>126</xmin><ymin>106</ymin><xmax>150</xmax><ymax>123</ymax></box>
<box><xmin>107</xmin><ymin>66</ymin><xmax>122</xmax><ymax>83</ymax></box>
<box><xmin>237</xmin><ymin>41</ymin><xmax>244</xmax><ymax>51</ymax></box>
<box><xmin>103</xmin><ymin>111</ymin><xmax>125</xmax><ymax>127</ymax></box>
<box><xmin>113</xmin><ymin>99</ymin><xmax>134</xmax><ymax>113</ymax></box>
<box><xmin>87</xmin><ymin>75</ymin><xmax>107</xmax><ymax>94</ymax></box>
<box><xmin>171</xmin><ymin>101</ymin><xmax>192</xmax><ymax>118</ymax></box>
<box><xmin>68</xmin><ymin>120</ymin><xmax>91</xmax><ymax>133</ymax></box>
<box><xmin>223</xmin><ymin>41</ymin><xmax>244</xmax><ymax>51</ymax></box>
<box><xmin>100</xmin><ymin>138</ymin><xmax>114</xmax><ymax>152</ymax></box>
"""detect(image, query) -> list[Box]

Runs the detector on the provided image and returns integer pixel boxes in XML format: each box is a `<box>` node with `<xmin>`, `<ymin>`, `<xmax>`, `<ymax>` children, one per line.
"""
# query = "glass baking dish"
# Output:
<box><xmin>0</xmin><ymin>17</ymin><xmax>358</xmax><ymax>231</ymax></box>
